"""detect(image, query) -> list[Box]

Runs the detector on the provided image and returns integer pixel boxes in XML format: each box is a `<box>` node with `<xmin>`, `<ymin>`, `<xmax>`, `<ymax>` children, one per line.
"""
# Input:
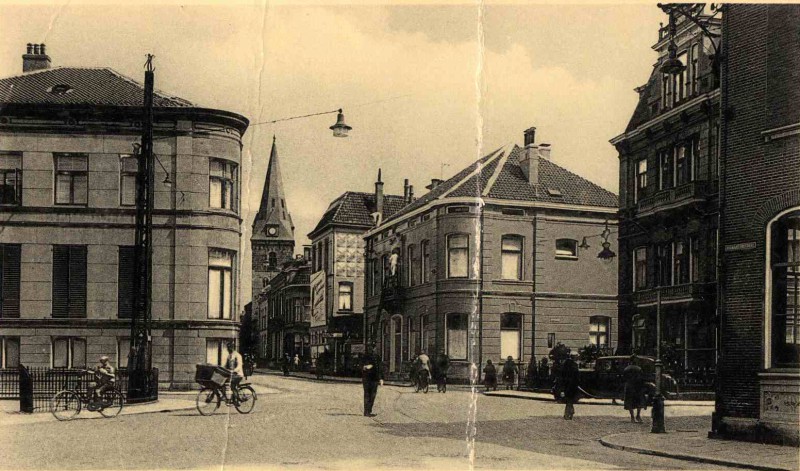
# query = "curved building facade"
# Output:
<box><xmin>0</xmin><ymin>46</ymin><xmax>248</xmax><ymax>389</ymax></box>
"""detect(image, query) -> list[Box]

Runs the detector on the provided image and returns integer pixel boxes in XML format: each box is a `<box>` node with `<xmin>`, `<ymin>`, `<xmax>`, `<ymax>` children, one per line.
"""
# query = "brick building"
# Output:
<box><xmin>610</xmin><ymin>7</ymin><xmax>721</xmax><ymax>391</ymax></box>
<box><xmin>307</xmin><ymin>182</ymin><xmax>405</xmax><ymax>372</ymax></box>
<box><xmin>363</xmin><ymin>129</ymin><xmax>618</xmax><ymax>380</ymax></box>
<box><xmin>714</xmin><ymin>4</ymin><xmax>800</xmax><ymax>443</ymax></box>
<box><xmin>0</xmin><ymin>45</ymin><xmax>248</xmax><ymax>389</ymax></box>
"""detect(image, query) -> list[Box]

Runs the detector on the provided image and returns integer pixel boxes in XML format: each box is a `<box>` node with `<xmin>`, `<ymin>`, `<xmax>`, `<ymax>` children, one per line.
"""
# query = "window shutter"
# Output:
<box><xmin>118</xmin><ymin>247</ymin><xmax>135</xmax><ymax>319</ymax></box>
<box><xmin>68</xmin><ymin>246</ymin><xmax>87</xmax><ymax>318</ymax></box>
<box><xmin>1</xmin><ymin>245</ymin><xmax>20</xmax><ymax>318</ymax></box>
<box><xmin>52</xmin><ymin>246</ymin><xmax>70</xmax><ymax>318</ymax></box>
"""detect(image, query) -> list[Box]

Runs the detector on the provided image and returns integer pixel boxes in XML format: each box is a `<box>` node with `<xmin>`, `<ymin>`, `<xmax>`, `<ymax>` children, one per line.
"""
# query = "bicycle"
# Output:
<box><xmin>50</xmin><ymin>370</ymin><xmax>124</xmax><ymax>421</ymax></box>
<box><xmin>195</xmin><ymin>364</ymin><xmax>257</xmax><ymax>416</ymax></box>
<box><xmin>436</xmin><ymin>373</ymin><xmax>447</xmax><ymax>393</ymax></box>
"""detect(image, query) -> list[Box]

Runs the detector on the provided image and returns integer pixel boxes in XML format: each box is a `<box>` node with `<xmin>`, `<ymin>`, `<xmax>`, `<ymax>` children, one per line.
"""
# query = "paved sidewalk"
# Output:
<box><xmin>483</xmin><ymin>389</ymin><xmax>713</xmax><ymax>406</ymax></box>
<box><xmin>0</xmin><ymin>385</ymin><xmax>278</xmax><ymax>426</ymax></box>
<box><xmin>600</xmin><ymin>430</ymin><xmax>800</xmax><ymax>471</ymax></box>
<box><xmin>255</xmin><ymin>368</ymin><xmax>414</xmax><ymax>387</ymax></box>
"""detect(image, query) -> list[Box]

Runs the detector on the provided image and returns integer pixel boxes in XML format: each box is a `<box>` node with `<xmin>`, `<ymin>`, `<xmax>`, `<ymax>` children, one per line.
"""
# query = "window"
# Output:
<box><xmin>500</xmin><ymin>313</ymin><xmax>522</xmax><ymax>360</ymax></box>
<box><xmin>117</xmin><ymin>337</ymin><xmax>130</xmax><ymax>368</ymax></box>
<box><xmin>338</xmin><ymin>283</ymin><xmax>353</xmax><ymax>311</ymax></box>
<box><xmin>769</xmin><ymin>211</ymin><xmax>800</xmax><ymax>367</ymax></box>
<box><xmin>447</xmin><ymin>234</ymin><xmax>469</xmax><ymax>278</ymax></box>
<box><xmin>408</xmin><ymin>317</ymin><xmax>416</xmax><ymax>360</ymax></box>
<box><xmin>208</xmin><ymin>249</ymin><xmax>234</xmax><ymax>320</ymax></box>
<box><xmin>662</xmin><ymin>74</ymin><xmax>672</xmax><ymax>109</ymax></box>
<box><xmin>501</xmin><ymin>236</ymin><xmax>523</xmax><ymax>280</ymax></box>
<box><xmin>206</xmin><ymin>339</ymin><xmax>230</xmax><ymax>366</ymax></box>
<box><xmin>372</xmin><ymin>257</ymin><xmax>381</xmax><ymax>295</ymax></box>
<box><xmin>555</xmin><ymin>239</ymin><xmax>578</xmax><ymax>259</ymax></box>
<box><xmin>635</xmin><ymin>159</ymin><xmax>647</xmax><ymax>203</ymax></box>
<box><xmin>674</xmin><ymin>241</ymin><xmax>689</xmax><ymax>284</ymax></box>
<box><xmin>675</xmin><ymin>139</ymin><xmax>696</xmax><ymax>186</ymax></box>
<box><xmin>657</xmin><ymin>243</ymin><xmax>673</xmax><ymax>286</ymax></box>
<box><xmin>118</xmin><ymin>246</ymin><xmax>136</xmax><ymax>319</ymax></box>
<box><xmin>209</xmin><ymin>159</ymin><xmax>237</xmax><ymax>211</ymax></box>
<box><xmin>52</xmin><ymin>245</ymin><xmax>87</xmax><ymax>318</ymax></box>
<box><xmin>0</xmin><ymin>245</ymin><xmax>20</xmax><ymax>318</ymax></box>
<box><xmin>54</xmin><ymin>154</ymin><xmax>88</xmax><ymax>205</ymax></box>
<box><xmin>634</xmin><ymin>246</ymin><xmax>647</xmax><ymax>291</ymax></box>
<box><xmin>268</xmin><ymin>252</ymin><xmax>277</xmax><ymax>271</ymax></box>
<box><xmin>1</xmin><ymin>337</ymin><xmax>19</xmax><ymax>368</ymax></box>
<box><xmin>421</xmin><ymin>240</ymin><xmax>431</xmax><ymax>283</ymax></box>
<box><xmin>407</xmin><ymin>245</ymin><xmax>416</xmax><ymax>286</ymax></box>
<box><xmin>420</xmin><ymin>315</ymin><xmax>428</xmax><ymax>354</ymax></box>
<box><xmin>52</xmin><ymin>337</ymin><xmax>86</xmax><ymax>368</ymax></box>
<box><xmin>589</xmin><ymin>316</ymin><xmax>610</xmax><ymax>347</ymax></box>
<box><xmin>690</xmin><ymin>43</ymin><xmax>700</xmax><ymax>95</ymax></box>
<box><xmin>690</xmin><ymin>237</ymin><xmax>700</xmax><ymax>283</ymax></box>
<box><xmin>447</xmin><ymin>206</ymin><xmax>470</xmax><ymax>214</ymax></box>
<box><xmin>676</xmin><ymin>51</ymin><xmax>688</xmax><ymax>101</ymax></box>
<box><xmin>120</xmin><ymin>154</ymin><xmax>137</xmax><ymax>206</ymax></box>
<box><xmin>0</xmin><ymin>153</ymin><xmax>22</xmax><ymax>206</ymax></box>
<box><xmin>658</xmin><ymin>148</ymin><xmax>673</xmax><ymax>190</ymax></box>
<box><xmin>446</xmin><ymin>313</ymin><xmax>468</xmax><ymax>360</ymax></box>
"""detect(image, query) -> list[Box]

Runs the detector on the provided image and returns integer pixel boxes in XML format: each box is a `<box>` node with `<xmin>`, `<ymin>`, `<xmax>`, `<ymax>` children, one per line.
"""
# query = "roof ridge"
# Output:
<box><xmin>482</xmin><ymin>143</ymin><xmax>517</xmax><ymax>197</ymax></box>
<box><xmin>439</xmin><ymin>145</ymin><xmax>506</xmax><ymax>199</ymax></box>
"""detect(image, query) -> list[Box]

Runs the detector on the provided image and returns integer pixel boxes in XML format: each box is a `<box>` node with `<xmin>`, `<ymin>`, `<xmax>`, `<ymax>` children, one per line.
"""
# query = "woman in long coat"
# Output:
<box><xmin>623</xmin><ymin>355</ymin><xmax>644</xmax><ymax>423</ymax></box>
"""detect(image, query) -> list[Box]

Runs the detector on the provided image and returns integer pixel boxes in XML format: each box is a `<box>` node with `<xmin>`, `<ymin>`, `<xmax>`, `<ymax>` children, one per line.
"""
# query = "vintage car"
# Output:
<box><xmin>553</xmin><ymin>355</ymin><xmax>677</xmax><ymax>402</ymax></box>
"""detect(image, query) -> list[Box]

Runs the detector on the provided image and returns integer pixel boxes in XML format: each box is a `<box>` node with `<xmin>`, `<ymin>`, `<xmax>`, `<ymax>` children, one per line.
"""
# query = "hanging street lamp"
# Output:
<box><xmin>329</xmin><ymin>109</ymin><xmax>352</xmax><ymax>138</ymax></box>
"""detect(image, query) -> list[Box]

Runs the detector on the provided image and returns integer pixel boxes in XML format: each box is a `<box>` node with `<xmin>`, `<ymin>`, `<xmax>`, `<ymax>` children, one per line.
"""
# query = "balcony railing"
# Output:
<box><xmin>637</xmin><ymin>180</ymin><xmax>710</xmax><ymax>214</ymax></box>
<box><xmin>631</xmin><ymin>282</ymin><xmax>714</xmax><ymax>305</ymax></box>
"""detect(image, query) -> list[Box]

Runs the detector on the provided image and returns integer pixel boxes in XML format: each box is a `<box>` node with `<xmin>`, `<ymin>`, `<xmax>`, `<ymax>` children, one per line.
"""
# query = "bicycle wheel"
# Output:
<box><xmin>196</xmin><ymin>387</ymin><xmax>220</xmax><ymax>416</ymax></box>
<box><xmin>51</xmin><ymin>390</ymin><xmax>81</xmax><ymax>421</ymax></box>
<box><xmin>234</xmin><ymin>386</ymin><xmax>257</xmax><ymax>414</ymax></box>
<box><xmin>421</xmin><ymin>375</ymin><xmax>429</xmax><ymax>394</ymax></box>
<box><xmin>99</xmin><ymin>389</ymin><xmax>123</xmax><ymax>418</ymax></box>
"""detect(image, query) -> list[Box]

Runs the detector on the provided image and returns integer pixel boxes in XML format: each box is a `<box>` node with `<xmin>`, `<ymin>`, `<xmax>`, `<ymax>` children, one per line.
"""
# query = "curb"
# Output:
<box><xmin>483</xmin><ymin>391</ymin><xmax>713</xmax><ymax>407</ymax></box>
<box><xmin>599</xmin><ymin>434</ymin><xmax>793</xmax><ymax>471</ymax></box>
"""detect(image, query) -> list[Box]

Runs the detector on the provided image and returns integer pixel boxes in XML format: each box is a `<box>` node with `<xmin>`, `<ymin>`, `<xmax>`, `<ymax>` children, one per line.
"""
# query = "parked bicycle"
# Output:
<box><xmin>195</xmin><ymin>364</ymin><xmax>257</xmax><ymax>415</ymax></box>
<box><xmin>50</xmin><ymin>370</ymin><xmax>124</xmax><ymax>421</ymax></box>
<box><xmin>414</xmin><ymin>369</ymin><xmax>430</xmax><ymax>394</ymax></box>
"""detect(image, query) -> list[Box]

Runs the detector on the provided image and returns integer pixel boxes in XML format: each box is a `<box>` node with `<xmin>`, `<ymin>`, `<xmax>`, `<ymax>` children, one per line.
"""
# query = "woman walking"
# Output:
<box><xmin>623</xmin><ymin>354</ymin><xmax>645</xmax><ymax>423</ymax></box>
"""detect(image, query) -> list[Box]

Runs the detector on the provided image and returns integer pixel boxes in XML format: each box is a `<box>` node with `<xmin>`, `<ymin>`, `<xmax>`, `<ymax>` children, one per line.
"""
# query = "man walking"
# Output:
<box><xmin>361</xmin><ymin>344</ymin><xmax>383</xmax><ymax>417</ymax></box>
<box><xmin>560</xmin><ymin>351</ymin><xmax>580</xmax><ymax>420</ymax></box>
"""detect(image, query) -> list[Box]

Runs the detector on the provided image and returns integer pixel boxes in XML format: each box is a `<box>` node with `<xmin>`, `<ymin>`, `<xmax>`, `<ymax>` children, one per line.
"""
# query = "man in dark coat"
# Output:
<box><xmin>361</xmin><ymin>345</ymin><xmax>384</xmax><ymax>417</ymax></box>
<box><xmin>560</xmin><ymin>352</ymin><xmax>580</xmax><ymax>420</ymax></box>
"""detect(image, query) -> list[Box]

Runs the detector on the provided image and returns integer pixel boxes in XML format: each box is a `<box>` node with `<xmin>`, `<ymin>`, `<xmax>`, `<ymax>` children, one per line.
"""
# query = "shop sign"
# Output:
<box><xmin>724</xmin><ymin>241</ymin><xmax>757</xmax><ymax>253</ymax></box>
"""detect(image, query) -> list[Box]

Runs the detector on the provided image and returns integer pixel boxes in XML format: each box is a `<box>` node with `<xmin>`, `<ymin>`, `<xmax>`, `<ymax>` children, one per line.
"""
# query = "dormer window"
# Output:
<box><xmin>47</xmin><ymin>84</ymin><xmax>73</xmax><ymax>96</ymax></box>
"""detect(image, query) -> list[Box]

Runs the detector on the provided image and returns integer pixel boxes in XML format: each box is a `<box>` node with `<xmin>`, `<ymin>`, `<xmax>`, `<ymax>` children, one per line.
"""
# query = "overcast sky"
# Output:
<box><xmin>0</xmin><ymin>2</ymin><xmax>665</xmax><ymax>306</ymax></box>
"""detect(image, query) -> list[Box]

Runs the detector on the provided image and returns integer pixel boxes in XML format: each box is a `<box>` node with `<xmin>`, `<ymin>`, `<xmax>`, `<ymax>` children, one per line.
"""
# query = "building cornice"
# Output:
<box><xmin>610</xmin><ymin>89</ymin><xmax>720</xmax><ymax>146</ymax></box>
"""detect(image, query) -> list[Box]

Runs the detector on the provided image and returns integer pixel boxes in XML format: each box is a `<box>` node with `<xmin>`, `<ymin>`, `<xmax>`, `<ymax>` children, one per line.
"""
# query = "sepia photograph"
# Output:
<box><xmin>0</xmin><ymin>1</ymin><xmax>798</xmax><ymax>470</ymax></box>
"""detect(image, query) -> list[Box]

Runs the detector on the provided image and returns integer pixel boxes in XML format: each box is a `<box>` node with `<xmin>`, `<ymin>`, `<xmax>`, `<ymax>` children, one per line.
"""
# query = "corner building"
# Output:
<box><xmin>611</xmin><ymin>8</ymin><xmax>721</xmax><ymax>392</ymax></box>
<box><xmin>364</xmin><ymin>129</ymin><xmax>618</xmax><ymax>381</ymax></box>
<box><xmin>0</xmin><ymin>46</ymin><xmax>248</xmax><ymax>389</ymax></box>
<box><xmin>714</xmin><ymin>4</ymin><xmax>800</xmax><ymax>444</ymax></box>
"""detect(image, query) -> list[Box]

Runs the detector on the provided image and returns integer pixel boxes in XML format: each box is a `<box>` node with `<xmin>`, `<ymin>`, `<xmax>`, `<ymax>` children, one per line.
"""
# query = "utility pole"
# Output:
<box><xmin>128</xmin><ymin>54</ymin><xmax>155</xmax><ymax>401</ymax></box>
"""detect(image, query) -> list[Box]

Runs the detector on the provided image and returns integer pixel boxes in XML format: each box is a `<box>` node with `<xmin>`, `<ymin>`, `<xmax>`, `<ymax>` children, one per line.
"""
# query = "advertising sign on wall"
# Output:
<box><xmin>310</xmin><ymin>270</ymin><xmax>326</xmax><ymax>328</ymax></box>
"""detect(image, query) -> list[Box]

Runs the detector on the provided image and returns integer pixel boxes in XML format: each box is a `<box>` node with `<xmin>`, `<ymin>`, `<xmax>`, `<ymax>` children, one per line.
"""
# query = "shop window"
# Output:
<box><xmin>446</xmin><ymin>313</ymin><xmax>468</xmax><ymax>360</ymax></box>
<box><xmin>500</xmin><ymin>313</ymin><xmax>522</xmax><ymax>360</ymax></box>
<box><xmin>555</xmin><ymin>239</ymin><xmax>578</xmax><ymax>259</ymax></box>
<box><xmin>52</xmin><ymin>337</ymin><xmax>86</xmax><ymax>369</ymax></box>
<box><xmin>589</xmin><ymin>316</ymin><xmax>610</xmax><ymax>347</ymax></box>
<box><xmin>769</xmin><ymin>211</ymin><xmax>800</xmax><ymax>367</ymax></box>
<box><xmin>1</xmin><ymin>337</ymin><xmax>19</xmax><ymax>368</ymax></box>
<box><xmin>501</xmin><ymin>236</ymin><xmax>523</xmax><ymax>280</ymax></box>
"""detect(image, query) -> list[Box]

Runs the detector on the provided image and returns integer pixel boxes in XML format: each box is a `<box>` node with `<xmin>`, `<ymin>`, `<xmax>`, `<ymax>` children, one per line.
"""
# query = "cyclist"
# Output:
<box><xmin>414</xmin><ymin>351</ymin><xmax>432</xmax><ymax>389</ymax></box>
<box><xmin>224</xmin><ymin>342</ymin><xmax>245</xmax><ymax>402</ymax></box>
<box><xmin>433</xmin><ymin>350</ymin><xmax>450</xmax><ymax>391</ymax></box>
<box><xmin>90</xmin><ymin>355</ymin><xmax>116</xmax><ymax>401</ymax></box>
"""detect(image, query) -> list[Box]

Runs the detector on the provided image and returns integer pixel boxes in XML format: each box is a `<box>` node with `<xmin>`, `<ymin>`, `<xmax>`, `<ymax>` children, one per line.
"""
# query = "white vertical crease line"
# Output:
<box><xmin>466</xmin><ymin>1</ymin><xmax>486</xmax><ymax>470</ymax></box>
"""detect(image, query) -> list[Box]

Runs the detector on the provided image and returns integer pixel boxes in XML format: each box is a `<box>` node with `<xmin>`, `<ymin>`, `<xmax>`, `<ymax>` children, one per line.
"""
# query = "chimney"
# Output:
<box><xmin>403</xmin><ymin>179</ymin><xmax>410</xmax><ymax>203</ymax></box>
<box><xmin>22</xmin><ymin>43</ymin><xmax>51</xmax><ymax>73</ymax></box>
<box><xmin>375</xmin><ymin>169</ymin><xmax>384</xmax><ymax>218</ymax></box>
<box><xmin>539</xmin><ymin>143</ymin><xmax>551</xmax><ymax>160</ymax></box>
<box><xmin>519</xmin><ymin>127</ymin><xmax>541</xmax><ymax>186</ymax></box>
<box><xmin>426</xmin><ymin>178</ymin><xmax>443</xmax><ymax>190</ymax></box>
<box><xmin>524</xmin><ymin>127</ymin><xmax>537</xmax><ymax>146</ymax></box>
<box><xmin>408</xmin><ymin>185</ymin><xmax>414</xmax><ymax>202</ymax></box>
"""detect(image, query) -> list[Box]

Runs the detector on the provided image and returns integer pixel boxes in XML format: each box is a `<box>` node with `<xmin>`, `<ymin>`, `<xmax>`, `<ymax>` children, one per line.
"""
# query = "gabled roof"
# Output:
<box><xmin>381</xmin><ymin>144</ymin><xmax>617</xmax><ymax>225</ymax></box>
<box><xmin>624</xmin><ymin>66</ymin><xmax>658</xmax><ymax>133</ymax></box>
<box><xmin>308</xmin><ymin>191</ymin><xmax>406</xmax><ymax>238</ymax></box>
<box><xmin>0</xmin><ymin>67</ymin><xmax>194</xmax><ymax>107</ymax></box>
<box><xmin>252</xmin><ymin>137</ymin><xmax>294</xmax><ymax>242</ymax></box>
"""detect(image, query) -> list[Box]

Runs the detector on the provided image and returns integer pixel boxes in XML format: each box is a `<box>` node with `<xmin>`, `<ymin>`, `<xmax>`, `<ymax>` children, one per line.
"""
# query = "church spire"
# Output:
<box><xmin>252</xmin><ymin>136</ymin><xmax>294</xmax><ymax>241</ymax></box>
